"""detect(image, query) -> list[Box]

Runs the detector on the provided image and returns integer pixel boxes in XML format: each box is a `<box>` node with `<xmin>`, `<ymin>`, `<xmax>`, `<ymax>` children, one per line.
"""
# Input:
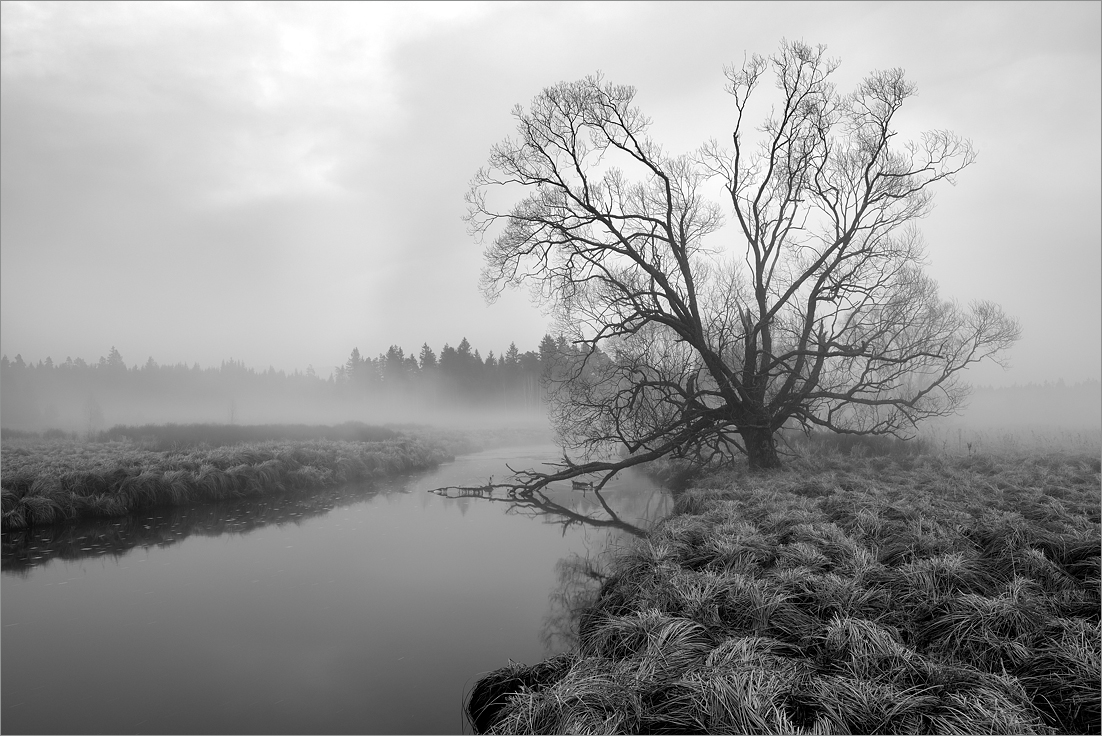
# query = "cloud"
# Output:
<box><xmin>1</xmin><ymin>2</ymin><xmax>1098</xmax><ymax>384</ymax></box>
<box><xmin>1</xmin><ymin>2</ymin><xmax>499</xmax><ymax>207</ymax></box>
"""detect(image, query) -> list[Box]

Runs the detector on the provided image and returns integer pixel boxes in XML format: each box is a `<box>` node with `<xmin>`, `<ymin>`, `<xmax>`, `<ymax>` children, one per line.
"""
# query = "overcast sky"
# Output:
<box><xmin>2</xmin><ymin>1</ymin><xmax>1099</xmax><ymax>386</ymax></box>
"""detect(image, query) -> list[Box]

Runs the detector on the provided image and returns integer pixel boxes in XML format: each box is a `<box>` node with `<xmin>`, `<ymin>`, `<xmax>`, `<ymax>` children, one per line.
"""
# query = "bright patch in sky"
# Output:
<box><xmin>2</xmin><ymin>1</ymin><xmax>1099</xmax><ymax>387</ymax></box>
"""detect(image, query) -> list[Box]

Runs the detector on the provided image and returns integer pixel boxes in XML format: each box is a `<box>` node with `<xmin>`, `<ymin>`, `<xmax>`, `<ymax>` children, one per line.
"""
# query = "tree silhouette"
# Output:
<box><xmin>467</xmin><ymin>40</ymin><xmax>1020</xmax><ymax>478</ymax></box>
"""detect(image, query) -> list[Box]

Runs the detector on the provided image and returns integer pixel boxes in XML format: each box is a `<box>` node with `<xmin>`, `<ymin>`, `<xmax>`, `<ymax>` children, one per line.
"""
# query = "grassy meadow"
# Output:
<box><xmin>90</xmin><ymin>421</ymin><xmax>401</xmax><ymax>448</ymax></box>
<box><xmin>470</xmin><ymin>447</ymin><xmax>1101</xmax><ymax>735</ymax></box>
<box><xmin>0</xmin><ymin>422</ymin><xmax>458</xmax><ymax>531</ymax></box>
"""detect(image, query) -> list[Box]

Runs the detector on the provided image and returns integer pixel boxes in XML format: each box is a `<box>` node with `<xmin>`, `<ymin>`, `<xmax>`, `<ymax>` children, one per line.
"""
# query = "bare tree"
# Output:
<box><xmin>466</xmin><ymin>40</ymin><xmax>1020</xmax><ymax>478</ymax></box>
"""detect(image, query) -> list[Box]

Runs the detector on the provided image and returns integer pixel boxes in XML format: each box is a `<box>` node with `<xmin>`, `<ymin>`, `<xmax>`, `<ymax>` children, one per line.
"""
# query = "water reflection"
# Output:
<box><xmin>428</xmin><ymin>473</ymin><xmax>666</xmax><ymax>657</ymax></box>
<box><xmin>1</xmin><ymin>446</ymin><xmax>670</xmax><ymax>735</ymax></box>
<box><xmin>540</xmin><ymin>552</ymin><xmax>609</xmax><ymax>653</ymax></box>
<box><xmin>1</xmin><ymin>476</ymin><xmax>402</xmax><ymax>575</ymax></box>
<box><xmin>433</xmin><ymin>484</ymin><xmax>650</xmax><ymax>539</ymax></box>
<box><xmin>3</xmin><ymin>454</ymin><xmax>668</xmax><ymax>578</ymax></box>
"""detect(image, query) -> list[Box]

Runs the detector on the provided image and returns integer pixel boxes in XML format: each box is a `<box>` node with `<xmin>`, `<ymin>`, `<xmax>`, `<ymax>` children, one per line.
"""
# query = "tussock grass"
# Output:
<box><xmin>1</xmin><ymin>433</ymin><xmax>452</xmax><ymax>530</ymax></box>
<box><xmin>471</xmin><ymin>451</ymin><xmax>1100</xmax><ymax>734</ymax></box>
<box><xmin>92</xmin><ymin>421</ymin><xmax>398</xmax><ymax>449</ymax></box>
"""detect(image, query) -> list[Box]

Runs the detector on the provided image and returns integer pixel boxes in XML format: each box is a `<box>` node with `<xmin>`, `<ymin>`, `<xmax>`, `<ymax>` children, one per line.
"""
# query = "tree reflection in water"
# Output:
<box><xmin>541</xmin><ymin>552</ymin><xmax>609</xmax><ymax>653</ymax></box>
<box><xmin>431</xmin><ymin>481</ymin><xmax>665</xmax><ymax>654</ymax></box>
<box><xmin>430</xmin><ymin>482</ymin><xmax>652</xmax><ymax>538</ymax></box>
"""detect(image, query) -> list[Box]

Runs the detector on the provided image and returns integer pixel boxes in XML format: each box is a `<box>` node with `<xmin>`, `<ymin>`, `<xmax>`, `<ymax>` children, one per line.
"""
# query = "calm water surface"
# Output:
<box><xmin>1</xmin><ymin>444</ymin><xmax>671</xmax><ymax>734</ymax></box>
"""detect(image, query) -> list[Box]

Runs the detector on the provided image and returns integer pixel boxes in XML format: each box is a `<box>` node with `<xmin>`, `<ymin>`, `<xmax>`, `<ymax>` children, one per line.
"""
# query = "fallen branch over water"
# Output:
<box><xmin>430</xmin><ymin>482</ymin><xmax>648</xmax><ymax>538</ymax></box>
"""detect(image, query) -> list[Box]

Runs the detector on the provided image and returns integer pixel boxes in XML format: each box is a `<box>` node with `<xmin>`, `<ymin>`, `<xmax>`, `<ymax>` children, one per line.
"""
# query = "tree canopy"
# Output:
<box><xmin>467</xmin><ymin>40</ymin><xmax>1020</xmax><ymax>480</ymax></box>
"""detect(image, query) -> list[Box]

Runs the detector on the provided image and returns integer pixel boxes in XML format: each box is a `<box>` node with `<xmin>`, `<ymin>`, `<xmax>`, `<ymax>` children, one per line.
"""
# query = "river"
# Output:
<box><xmin>1</xmin><ymin>444</ymin><xmax>671</xmax><ymax>734</ymax></box>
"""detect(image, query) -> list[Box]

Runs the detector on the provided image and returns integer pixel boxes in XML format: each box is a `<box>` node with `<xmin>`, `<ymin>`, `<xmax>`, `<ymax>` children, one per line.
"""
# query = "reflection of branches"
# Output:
<box><xmin>430</xmin><ymin>482</ymin><xmax>649</xmax><ymax>538</ymax></box>
<box><xmin>541</xmin><ymin>553</ymin><xmax>608</xmax><ymax>653</ymax></box>
<box><xmin>432</xmin><ymin>468</ymin><xmax>669</xmax><ymax>653</ymax></box>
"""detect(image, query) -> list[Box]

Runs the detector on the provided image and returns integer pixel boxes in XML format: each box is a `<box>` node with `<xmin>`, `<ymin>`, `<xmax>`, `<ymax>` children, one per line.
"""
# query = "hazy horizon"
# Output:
<box><xmin>2</xmin><ymin>2</ymin><xmax>1100</xmax><ymax>388</ymax></box>
<box><xmin>7</xmin><ymin>347</ymin><xmax>1102</xmax><ymax>391</ymax></box>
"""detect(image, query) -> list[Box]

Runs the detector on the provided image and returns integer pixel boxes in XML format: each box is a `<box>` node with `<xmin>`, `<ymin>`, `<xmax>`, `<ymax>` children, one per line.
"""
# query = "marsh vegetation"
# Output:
<box><xmin>3</xmin><ymin>416</ymin><xmax>1098</xmax><ymax>736</ymax></box>
<box><xmin>0</xmin><ymin>422</ymin><xmax>458</xmax><ymax>531</ymax></box>
<box><xmin>468</xmin><ymin>449</ymin><xmax>1101</xmax><ymax>734</ymax></box>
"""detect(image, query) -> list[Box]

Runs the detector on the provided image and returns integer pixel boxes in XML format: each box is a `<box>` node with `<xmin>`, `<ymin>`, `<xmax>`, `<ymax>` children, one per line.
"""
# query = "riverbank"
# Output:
<box><xmin>0</xmin><ymin>420</ymin><xmax>559</xmax><ymax>532</ymax></box>
<box><xmin>1</xmin><ymin>432</ymin><xmax>453</xmax><ymax>531</ymax></box>
<box><xmin>468</xmin><ymin>451</ymin><xmax>1101</xmax><ymax>735</ymax></box>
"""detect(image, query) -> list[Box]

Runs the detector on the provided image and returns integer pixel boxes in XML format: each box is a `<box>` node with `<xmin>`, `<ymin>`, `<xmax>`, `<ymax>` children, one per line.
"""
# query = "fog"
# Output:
<box><xmin>0</xmin><ymin>339</ymin><xmax>552</xmax><ymax>433</ymax></box>
<box><xmin>2</xmin><ymin>3</ymin><xmax>1100</xmax><ymax>389</ymax></box>
<box><xmin>2</xmin><ymin>3</ymin><xmax>1099</xmax><ymax>440</ymax></box>
<box><xmin>3</xmin><ymin>346</ymin><xmax>1098</xmax><ymax>439</ymax></box>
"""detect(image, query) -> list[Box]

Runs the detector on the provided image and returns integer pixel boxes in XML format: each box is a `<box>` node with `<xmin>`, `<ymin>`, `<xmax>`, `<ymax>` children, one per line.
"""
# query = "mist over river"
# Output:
<box><xmin>1</xmin><ymin>444</ymin><xmax>671</xmax><ymax>734</ymax></box>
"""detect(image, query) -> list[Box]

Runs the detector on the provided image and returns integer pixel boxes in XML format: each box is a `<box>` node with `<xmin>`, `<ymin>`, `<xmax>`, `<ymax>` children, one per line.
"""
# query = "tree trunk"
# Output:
<box><xmin>742</xmin><ymin>426</ymin><xmax>781</xmax><ymax>470</ymax></box>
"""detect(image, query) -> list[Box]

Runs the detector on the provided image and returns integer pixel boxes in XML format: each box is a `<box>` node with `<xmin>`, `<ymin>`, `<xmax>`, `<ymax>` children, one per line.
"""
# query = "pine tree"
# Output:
<box><xmin>418</xmin><ymin>343</ymin><xmax>438</xmax><ymax>370</ymax></box>
<box><xmin>106</xmin><ymin>346</ymin><xmax>125</xmax><ymax>371</ymax></box>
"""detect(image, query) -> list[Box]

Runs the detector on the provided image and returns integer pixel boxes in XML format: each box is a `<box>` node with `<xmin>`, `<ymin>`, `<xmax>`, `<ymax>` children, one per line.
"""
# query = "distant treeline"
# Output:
<box><xmin>0</xmin><ymin>335</ymin><xmax>574</xmax><ymax>430</ymax></box>
<box><xmin>4</xmin><ymin>341</ymin><xmax>1098</xmax><ymax>433</ymax></box>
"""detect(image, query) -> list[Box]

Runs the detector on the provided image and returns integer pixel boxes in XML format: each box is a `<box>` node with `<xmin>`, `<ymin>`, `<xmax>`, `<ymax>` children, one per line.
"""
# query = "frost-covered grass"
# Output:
<box><xmin>1</xmin><ymin>432</ymin><xmax>452</xmax><ymax>530</ymax></box>
<box><xmin>470</xmin><ymin>451</ymin><xmax>1101</xmax><ymax>734</ymax></box>
<box><xmin>91</xmin><ymin>421</ymin><xmax>400</xmax><ymax>448</ymax></box>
